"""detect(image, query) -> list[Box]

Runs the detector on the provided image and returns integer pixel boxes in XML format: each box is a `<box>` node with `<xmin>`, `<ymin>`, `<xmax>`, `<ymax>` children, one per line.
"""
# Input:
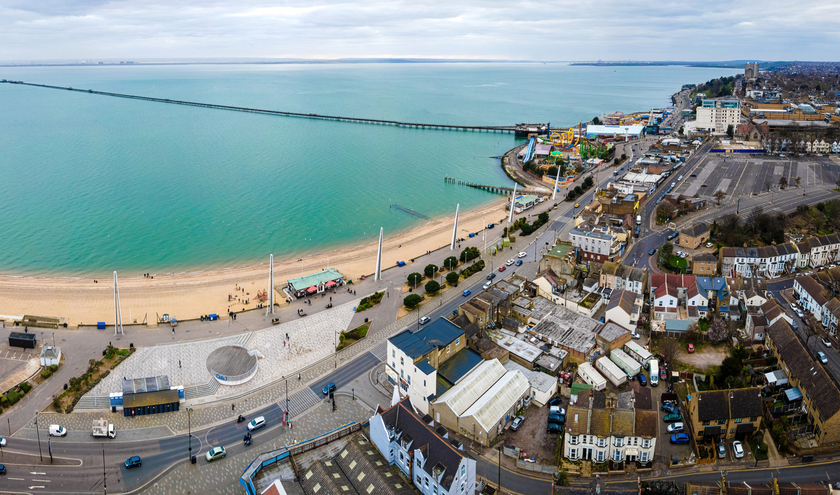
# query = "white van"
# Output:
<box><xmin>49</xmin><ymin>425</ymin><xmax>67</xmax><ymax>437</ymax></box>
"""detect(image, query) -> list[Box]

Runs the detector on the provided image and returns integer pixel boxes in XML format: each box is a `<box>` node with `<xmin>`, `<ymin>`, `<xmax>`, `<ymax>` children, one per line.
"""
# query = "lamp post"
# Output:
<box><xmin>187</xmin><ymin>407</ymin><xmax>192</xmax><ymax>463</ymax></box>
<box><xmin>35</xmin><ymin>412</ymin><xmax>43</xmax><ymax>461</ymax></box>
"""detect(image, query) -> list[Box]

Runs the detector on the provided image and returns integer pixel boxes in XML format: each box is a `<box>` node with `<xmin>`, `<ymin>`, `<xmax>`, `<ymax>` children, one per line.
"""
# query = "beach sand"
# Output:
<box><xmin>0</xmin><ymin>200</ymin><xmax>508</xmax><ymax>325</ymax></box>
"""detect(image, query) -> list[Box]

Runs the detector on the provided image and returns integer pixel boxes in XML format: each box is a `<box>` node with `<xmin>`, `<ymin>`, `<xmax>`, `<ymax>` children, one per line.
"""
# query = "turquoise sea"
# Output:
<box><xmin>0</xmin><ymin>63</ymin><xmax>739</xmax><ymax>276</ymax></box>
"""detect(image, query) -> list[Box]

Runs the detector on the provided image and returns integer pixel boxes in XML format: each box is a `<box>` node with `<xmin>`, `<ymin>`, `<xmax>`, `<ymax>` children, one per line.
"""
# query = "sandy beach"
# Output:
<box><xmin>0</xmin><ymin>200</ymin><xmax>508</xmax><ymax>325</ymax></box>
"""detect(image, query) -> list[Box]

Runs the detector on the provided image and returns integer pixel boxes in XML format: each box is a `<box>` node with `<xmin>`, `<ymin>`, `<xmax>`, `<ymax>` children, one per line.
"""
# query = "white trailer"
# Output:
<box><xmin>624</xmin><ymin>341</ymin><xmax>652</xmax><ymax>365</ymax></box>
<box><xmin>577</xmin><ymin>362</ymin><xmax>607</xmax><ymax>391</ymax></box>
<box><xmin>596</xmin><ymin>357</ymin><xmax>627</xmax><ymax>387</ymax></box>
<box><xmin>610</xmin><ymin>349</ymin><xmax>642</xmax><ymax>377</ymax></box>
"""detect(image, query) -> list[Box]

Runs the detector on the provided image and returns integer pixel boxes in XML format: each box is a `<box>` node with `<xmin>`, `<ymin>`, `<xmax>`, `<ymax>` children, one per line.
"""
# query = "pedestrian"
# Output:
<box><xmin>298</xmin><ymin>373</ymin><xmax>301</xmax><ymax>380</ymax></box>
<box><xmin>232</xmin><ymin>404</ymin><xmax>235</xmax><ymax>411</ymax></box>
<box><xmin>179</xmin><ymin>360</ymin><xmax>181</xmax><ymax>368</ymax></box>
<box><xmin>289</xmin><ymin>421</ymin><xmax>292</xmax><ymax>429</ymax></box>
<box><xmin>330</xmin><ymin>297</ymin><xmax>332</xmax><ymax>302</ymax></box>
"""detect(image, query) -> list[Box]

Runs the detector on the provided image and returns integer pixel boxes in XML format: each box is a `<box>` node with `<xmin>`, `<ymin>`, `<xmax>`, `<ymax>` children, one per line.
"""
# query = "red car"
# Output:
<box><xmin>687</xmin><ymin>343</ymin><xmax>695</xmax><ymax>353</ymax></box>
<box><xmin>498</xmin><ymin>266</ymin><xmax>506</xmax><ymax>272</ymax></box>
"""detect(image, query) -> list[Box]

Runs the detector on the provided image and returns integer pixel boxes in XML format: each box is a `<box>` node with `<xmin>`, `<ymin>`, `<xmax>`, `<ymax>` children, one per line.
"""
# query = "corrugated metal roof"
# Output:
<box><xmin>462</xmin><ymin>370</ymin><xmax>530</xmax><ymax>432</ymax></box>
<box><xmin>434</xmin><ymin>360</ymin><xmax>505</xmax><ymax>416</ymax></box>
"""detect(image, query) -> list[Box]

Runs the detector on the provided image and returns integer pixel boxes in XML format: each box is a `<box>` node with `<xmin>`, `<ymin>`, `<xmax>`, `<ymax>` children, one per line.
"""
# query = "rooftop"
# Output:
<box><xmin>434</xmin><ymin>360</ymin><xmax>506</xmax><ymax>416</ymax></box>
<box><xmin>503</xmin><ymin>360</ymin><xmax>557</xmax><ymax>394</ymax></box>
<box><xmin>529</xmin><ymin>304</ymin><xmax>601</xmax><ymax>354</ymax></box>
<box><xmin>461</xmin><ymin>370</ymin><xmax>530</xmax><ymax>433</ymax></box>
<box><xmin>287</xmin><ymin>268</ymin><xmax>344</xmax><ymax>290</ymax></box>
<box><xmin>388</xmin><ymin>318</ymin><xmax>464</xmax><ymax>359</ymax></box>
<box><xmin>494</xmin><ymin>335</ymin><xmax>543</xmax><ymax>363</ymax></box>
<box><xmin>437</xmin><ymin>348</ymin><xmax>484</xmax><ymax>386</ymax></box>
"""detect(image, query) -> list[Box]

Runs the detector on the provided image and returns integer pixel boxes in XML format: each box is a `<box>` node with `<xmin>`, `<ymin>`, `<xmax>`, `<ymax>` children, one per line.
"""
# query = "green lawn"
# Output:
<box><xmin>668</xmin><ymin>255</ymin><xmax>687</xmax><ymax>269</ymax></box>
<box><xmin>748</xmin><ymin>436</ymin><xmax>769</xmax><ymax>461</ymax></box>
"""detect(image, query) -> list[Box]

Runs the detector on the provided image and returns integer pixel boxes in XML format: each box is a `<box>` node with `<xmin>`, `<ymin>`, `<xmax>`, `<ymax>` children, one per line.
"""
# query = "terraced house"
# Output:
<box><xmin>793</xmin><ymin>270</ymin><xmax>840</xmax><ymax>334</ymax></box>
<box><xmin>685</xmin><ymin>387</ymin><xmax>763</xmax><ymax>443</ymax></box>
<box><xmin>766</xmin><ymin>319</ymin><xmax>840</xmax><ymax>445</ymax></box>
<box><xmin>796</xmin><ymin>234</ymin><xmax>840</xmax><ymax>269</ymax></box>
<box><xmin>599</xmin><ymin>261</ymin><xmax>648</xmax><ymax>295</ymax></box>
<box><xmin>563</xmin><ymin>390</ymin><xmax>657</xmax><ymax>465</ymax></box>
<box><xmin>719</xmin><ymin>244</ymin><xmax>800</xmax><ymax>279</ymax></box>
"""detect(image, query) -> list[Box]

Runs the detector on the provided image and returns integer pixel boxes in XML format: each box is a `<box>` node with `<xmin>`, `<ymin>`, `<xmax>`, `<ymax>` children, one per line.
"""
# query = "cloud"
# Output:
<box><xmin>0</xmin><ymin>0</ymin><xmax>838</xmax><ymax>61</ymax></box>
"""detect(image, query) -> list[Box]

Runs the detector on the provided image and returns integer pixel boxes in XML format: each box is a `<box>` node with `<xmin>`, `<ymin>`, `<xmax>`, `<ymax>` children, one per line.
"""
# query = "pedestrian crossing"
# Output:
<box><xmin>370</xmin><ymin>341</ymin><xmax>387</xmax><ymax>362</ymax></box>
<box><xmin>283</xmin><ymin>388</ymin><xmax>322</xmax><ymax>417</ymax></box>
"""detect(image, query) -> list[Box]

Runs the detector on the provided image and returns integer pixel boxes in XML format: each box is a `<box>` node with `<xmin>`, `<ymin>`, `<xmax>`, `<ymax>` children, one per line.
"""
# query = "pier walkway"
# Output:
<box><xmin>444</xmin><ymin>177</ymin><xmax>548</xmax><ymax>196</ymax></box>
<box><xmin>1</xmin><ymin>79</ymin><xmax>537</xmax><ymax>134</ymax></box>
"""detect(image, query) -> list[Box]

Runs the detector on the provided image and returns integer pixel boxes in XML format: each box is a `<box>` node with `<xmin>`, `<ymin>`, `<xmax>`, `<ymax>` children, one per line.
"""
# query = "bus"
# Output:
<box><xmin>649</xmin><ymin>359</ymin><xmax>659</xmax><ymax>387</ymax></box>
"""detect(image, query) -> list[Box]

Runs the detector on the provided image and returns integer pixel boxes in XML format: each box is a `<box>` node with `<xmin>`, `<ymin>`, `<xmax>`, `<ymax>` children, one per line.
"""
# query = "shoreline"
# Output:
<box><xmin>0</xmin><ymin>198</ymin><xmax>509</xmax><ymax>324</ymax></box>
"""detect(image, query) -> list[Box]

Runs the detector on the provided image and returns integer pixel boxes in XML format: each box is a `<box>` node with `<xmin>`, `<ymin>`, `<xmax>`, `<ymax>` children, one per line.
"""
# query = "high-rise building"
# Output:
<box><xmin>744</xmin><ymin>62</ymin><xmax>759</xmax><ymax>82</ymax></box>
<box><xmin>695</xmin><ymin>98</ymin><xmax>741</xmax><ymax>134</ymax></box>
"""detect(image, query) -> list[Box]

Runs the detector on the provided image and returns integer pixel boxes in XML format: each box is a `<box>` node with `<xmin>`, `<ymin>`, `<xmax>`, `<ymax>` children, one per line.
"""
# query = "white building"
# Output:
<box><xmin>794</xmin><ymin>275</ymin><xmax>828</xmax><ymax>325</ymax></box>
<box><xmin>370</xmin><ymin>397</ymin><xmax>477</xmax><ymax>495</ymax></box>
<box><xmin>577</xmin><ymin>362</ymin><xmax>606</xmax><ymax>391</ymax></box>
<box><xmin>695</xmin><ymin>98</ymin><xmax>741</xmax><ymax>134</ymax></box>
<box><xmin>570</xmin><ymin>227</ymin><xmax>621</xmax><ymax>264</ymax></box>
<box><xmin>40</xmin><ymin>345</ymin><xmax>61</xmax><ymax>367</ymax></box>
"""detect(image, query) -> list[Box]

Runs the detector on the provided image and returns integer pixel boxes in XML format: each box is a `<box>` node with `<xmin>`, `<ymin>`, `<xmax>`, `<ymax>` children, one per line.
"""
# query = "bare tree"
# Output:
<box><xmin>779</xmin><ymin>176</ymin><xmax>788</xmax><ymax>189</ymax></box>
<box><xmin>658</xmin><ymin>337</ymin><xmax>682</xmax><ymax>367</ymax></box>
<box><xmin>795</xmin><ymin>176</ymin><xmax>801</xmax><ymax>187</ymax></box>
<box><xmin>713</xmin><ymin>190</ymin><xmax>726</xmax><ymax>205</ymax></box>
<box><xmin>707</xmin><ymin>316</ymin><xmax>728</xmax><ymax>342</ymax></box>
<box><xmin>765</xmin><ymin>180</ymin><xmax>772</xmax><ymax>192</ymax></box>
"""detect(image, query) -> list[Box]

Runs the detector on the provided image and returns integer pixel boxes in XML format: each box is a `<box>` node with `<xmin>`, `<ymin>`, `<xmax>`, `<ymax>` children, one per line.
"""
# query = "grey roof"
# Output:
<box><xmin>694</xmin><ymin>252</ymin><xmax>718</xmax><ymax>263</ymax></box>
<box><xmin>437</xmin><ymin>348</ymin><xmax>483</xmax><ymax>386</ymax></box>
<box><xmin>598</xmin><ymin>321</ymin><xmax>631</xmax><ymax>343</ymax></box>
<box><xmin>696</xmin><ymin>390</ymin><xmax>728</xmax><ymax>421</ymax></box>
<box><xmin>388</xmin><ymin>318</ymin><xmax>463</xmax><ymax>359</ymax></box>
<box><xmin>122</xmin><ymin>375</ymin><xmax>170</xmax><ymax>395</ymax></box>
<box><xmin>40</xmin><ymin>345</ymin><xmax>60</xmax><ymax>359</ymax></box>
<box><xmin>530</xmin><ymin>296</ymin><xmax>557</xmax><ymax>321</ymax></box>
<box><xmin>377</xmin><ymin>398</ymin><xmax>468</xmax><ymax>491</ymax></box>
<box><xmin>529</xmin><ymin>304</ymin><xmax>601</xmax><ymax>354</ymax></box>
<box><xmin>682</xmin><ymin>223</ymin><xmax>710</xmax><ymax>238</ymax></box>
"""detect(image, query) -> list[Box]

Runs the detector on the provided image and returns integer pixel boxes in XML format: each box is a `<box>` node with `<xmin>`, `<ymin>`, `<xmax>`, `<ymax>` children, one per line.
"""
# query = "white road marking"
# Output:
<box><xmin>32</xmin><ymin>479</ymin><xmax>51</xmax><ymax>482</ymax></box>
<box><xmin>30</xmin><ymin>472</ymin><xmax>46</xmax><ymax>475</ymax></box>
<box><xmin>29</xmin><ymin>486</ymin><xmax>45</xmax><ymax>489</ymax></box>
<box><xmin>8</xmin><ymin>477</ymin><xmax>24</xmax><ymax>480</ymax></box>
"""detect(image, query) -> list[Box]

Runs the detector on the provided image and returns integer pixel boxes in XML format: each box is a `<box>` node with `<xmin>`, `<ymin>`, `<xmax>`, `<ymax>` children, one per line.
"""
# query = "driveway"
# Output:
<box><xmin>502</xmin><ymin>395</ymin><xmax>566</xmax><ymax>464</ymax></box>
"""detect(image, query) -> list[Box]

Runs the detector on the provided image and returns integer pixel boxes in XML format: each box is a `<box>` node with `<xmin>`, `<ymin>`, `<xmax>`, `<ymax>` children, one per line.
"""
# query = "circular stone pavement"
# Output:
<box><xmin>206</xmin><ymin>345</ymin><xmax>259</xmax><ymax>385</ymax></box>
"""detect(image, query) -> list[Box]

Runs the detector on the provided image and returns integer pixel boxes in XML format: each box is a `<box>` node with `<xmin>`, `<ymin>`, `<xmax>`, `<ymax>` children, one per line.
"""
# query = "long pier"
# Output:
<box><xmin>0</xmin><ymin>79</ymin><xmax>532</xmax><ymax>134</ymax></box>
<box><xmin>444</xmin><ymin>177</ymin><xmax>548</xmax><ymax>196</ymax></box>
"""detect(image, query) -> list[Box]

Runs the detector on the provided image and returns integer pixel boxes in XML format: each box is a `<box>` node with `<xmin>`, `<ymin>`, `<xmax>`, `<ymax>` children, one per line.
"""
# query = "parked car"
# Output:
<box><xmin>733</xmin><ymin>441</ymin><xmax>745</xmax><ymax>458</ymax></box>
<box><xmin>649</xmin><ymin>248</ymin><xmax>656</xmax><ymax>256</ymax></box>
<box><xmin>248</xmin><ymin>416</ymin><xmax>266</xmax><ymax>432</ymax></box>
<box><xmin>505</xmin><ymin>259</ymin><xmax>515</xmax><ymax>266</ymax></box>
<box><xmin>822</xmin><ymin>337</ymin><xmax>831</xmax><ymax>347</ymax></box>
<box><xmin>660</xmin><ymin>403</ymin><xmax>678</xmax><ymax>414</ymax></box>
<box><xmin>660</xmin><ymin>369</ymin><xmax>667</xmax><ymax>380</ymax></box>
<box><xmin>663</xmin><ymin>413</ymin><xmax>682</xmax><ymax>423</ymax></box>
<box><xmin>419</xmin><ymin>316</ymin><xmax>431</xmax><ymax>325</ymax></box>
<box><xmin>498</xmin><ymin>266</ymin><xmax>506</xmax><ymax>272</ymax></box>
<box><xmin>511</xmin><ymin>416</ymin><xmax>525</xmax><ymax>431</ymax></box>
<box><xmin>667</xmin><ymin>422</ymin><xmax>684</xmax><ymax>433</ymax></box>
<box><xmin>547</xmin><ymin>422</ymin><xmax>563</xmax><ymax>434</ymax></box>
<box><xmin>670</xmin><ymin>433</ymin><xmax>689</xmax><ymax>444</ymax></box>
<box><xmin>483</xmin><ymin>282</ymin><xmax>492</xmax><ymax>290</ymax></box>
<box><xmin>205</xmin><ymin>446</ymin><xmax>226</xmax><ymax>462</ymax></box>
<box><xmin>124</xmin><ymin>456</ymin><xmax>142</xmax><ymax>469</ymax></box>
<box><xmin>515</xmin><ymin>260</ymin><xmax>523</xmax><ymax>266</ymax></box>
<box><xmin>462</xmin><ymin>289</ymin><xmax>471</xmax><ymax>297</ymax></box>
<box><xmin>638</xmin><ymin>374</ymin><xmax>647</xmax><ymax>386</ymax></box>
<box><xmin>631</xmin><ymin>332</ymin><xmax>641</xmax><ymax>339</ymax></box>
<box><xmin>668</xmin><ymin>232</ymin><xmax>678</xmax><ymax>240</ymax></box>
<box><xmin>548</xmin><ymin>397</ymin><xmax>563</xmax><ymax>407</ymax></box>
<box><xmin>717</xmin><ymin>443</ymin><xmax>726</xmax><ymax>459</ymax></box>
<box><xmin>49</xmin><ymin>425</ymin><xmax>67</xmax><ymax>437</ymax></box>
<box><xmin>548</xmin><ymin>412</ymin><xmax>566</xmax><ymax>424</ymax></box>
<box><xmin>322</xmin><ymin>382</ymin><xmax>336</xmax><ymax>395</ymax></box>
<box><xmin>486</xmin><ymin>273</ymin><xmax>496</xmax><ymax>281</ymax></box>
<box><xmin>688</xmin><ymin>343</ymin><xmax>695</xmax><ymax>353</ymax></box>
<box><xmin>517</xmin><ymin>252</ymin><xmax>527</xmax><ymax>258</ymax></box>
<box><xmin>0</xmin><ymin>438</ymin><xmax>6</xmax><ymax>447</ymax></box>
<box><xmin>0</xmin><ymin>464</ymin><xmax>5</xmax><ymax>475</ymax></box>
<box><xmin>819</xmin><ymin>351</ymin><xmax>828</xmax><ymax>364</ymax></box>
<box><xmin>705</xmin><ymin>242</ymin><xmax>713</xmax><ymax>248</ymax></box>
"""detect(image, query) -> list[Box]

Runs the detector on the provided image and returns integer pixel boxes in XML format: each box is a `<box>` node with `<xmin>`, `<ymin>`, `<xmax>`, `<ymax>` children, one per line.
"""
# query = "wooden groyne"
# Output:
<box><xmin>1</xmin><ymin>79</ymin><xmax>525</xmax><ymax>134</ymax></box>
<box><xmin>443</xmin><ymin>177</ymin><xmax>547</xmax><ymax>196</ymax></box>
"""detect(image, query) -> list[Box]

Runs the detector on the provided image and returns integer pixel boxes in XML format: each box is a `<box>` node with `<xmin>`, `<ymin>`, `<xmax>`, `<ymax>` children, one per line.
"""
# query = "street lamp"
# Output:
<box><xmin>186</xmin><ymin>406</ymin><xmax>192</xmax><ymax>463</ymax></box>
<box><xmin>35</xmin><ymin>412</ymin><xmax>43</xmax><ymax>461</ymax></box>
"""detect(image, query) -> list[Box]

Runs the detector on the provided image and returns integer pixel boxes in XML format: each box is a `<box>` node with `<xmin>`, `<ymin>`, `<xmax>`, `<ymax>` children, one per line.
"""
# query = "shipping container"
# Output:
<box><xmin>596</xmin><ymin>357</ymin><xmax>627</xmax><ymax>387</ymax></box>
<box><xmin>610</xmin><ymin>349</ymin><xmax>642</xmax><ymax>376</ymax></box>
<box><xmin>8</xmin><ymin>332</ymin><xmax>36</xmax><ymax>349</ymax></box>
<box><xmin>624</xmin><ymin>341</ymin><xmax>652</xmax><ymax>365</ymax></box>
<box><xmin>577</xmin><ymin>362</ymin><xmax>607</xmax><ymax>391</ymax></box>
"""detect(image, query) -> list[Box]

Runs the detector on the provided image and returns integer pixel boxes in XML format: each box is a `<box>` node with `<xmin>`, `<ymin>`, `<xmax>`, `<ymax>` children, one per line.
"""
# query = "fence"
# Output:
<box><xmin>516</xmin><ymin>459</ymin><xmax>558</xmax><ymax>476</ymax></box>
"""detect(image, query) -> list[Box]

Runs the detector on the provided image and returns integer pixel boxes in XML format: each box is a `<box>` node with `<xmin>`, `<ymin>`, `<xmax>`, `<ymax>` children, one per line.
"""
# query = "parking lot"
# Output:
<box><xmin>502</xmin><ymin>394</ymin><xmax>568</xmax><ymax>464</ymax></box>
<box><xmin>673</xmin><ymin>155</ymin><xmax>840</xmax><ymax>201</ymax></box>
<box><xmin>0</xmin><ymin>342</ymin><xmax>38</xmax><ymax>362</ymax></box>
<box><xmin>638</xmin><ymin>379</ymin><xmax>693</xmax><ymax>465</ymax></box>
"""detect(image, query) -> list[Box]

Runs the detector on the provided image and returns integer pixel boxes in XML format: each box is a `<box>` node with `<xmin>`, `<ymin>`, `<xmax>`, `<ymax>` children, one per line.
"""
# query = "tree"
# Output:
<box><xmin>779</xmin><ymin>176</ymin><xmax>788</xmax><ymax>189</ymax></box>
<box><xmin>424</xmin><ymin>264</ymin><xmax>439</xmax><ymax>278</ymax></box>
<box><xmin>403</xmin><ymin>294</ymin><xmax>422</xmax><ymax>309</ymax></box>
<box><xmin>424</xmin><ymin>280</ymin><xmax>441</xmax><ymax>295</ymax></box>
<box><xmin>592</xmin><ymin>116</ymin><xmax>601</xmax><ymax>125</ymax></box>
<box><xmin>443</xmin><ymin>256</ymin><xmax>458</xmax><ymax>271</ymax></box>
<box><xmin>726</xmin><ymin>124</ymin><xmax>734</xmax><ymax>139</ymax></box>
<box><xmin>583</xmin><ymin>176</ymin><xmax>594</xmax><ymax>188</ymax></box>
<box><xmin>407</xmin><ymin>272</ymin><xmax>423</xmax><ymax>287</ymax></box>
<box><xmin>538</xmin><ymin>211</ymin><xmax>549</xmax><ymax>224</ymax></box>
<box><xmin>713</xmin><ymin>190</ymin><xmax>726</xmax><ymax>205</ymax></box>
<box><xmin>658</xmin><ymin>337</ymin><xmax>681</xmax><ymax>367</ymax></box>
<box><xmin>707</xmin><ymin>316</ymin><xmax>728</xmax><ymax>342</ymax></box>
<box><xmin>656</xmin><ymin>202</ymin><xmax>676</xmax><ymax>223</ymax></box>
<box><xmin>445</xmin><ymin>271</ymin><xmax>460</xmax><ymax>286</ymax></box>
<box><xmin>460</xmin><ymin>246</ymin><xmax>480</xmax><ymax>263</ymax></box>
<box><xmin>718</xmin><ymin>356</ymin><xmax>742</xmax><ymax>381</ymax></box>
<box><xmin>795</xmin><ymin>176</ymin><xmax>801</xmax><ymax>187</ymax></box>
<box><xmin>660</xmin><ymin>241</ymin><xmax>674</xmax><ymax>260</ymax></box>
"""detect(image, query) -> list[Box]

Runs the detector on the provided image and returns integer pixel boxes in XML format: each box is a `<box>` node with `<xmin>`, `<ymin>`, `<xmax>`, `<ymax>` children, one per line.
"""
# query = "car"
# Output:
<box><xmin>574</xmin><ymin>203</ymin><xmax>580</xmax><ymax>208</ymax></box>
<box><xmin>124</xmin><ymin>456</ymin><xmax>142</xmax><ymax>469</ymax></box>
<box><xmin>515</xmin><ymin>260</ymin><xmax>523</xmax><ymax>266</ymax></box>
<box><xmin>638</xmin><ymin>374</ymin><xmax>647</xmax><ymax>386</ymax></box>
<box><xmin>322</xmin><ymin>382</ymin><xmax>336</xmax><ymax>395</ymax></box>
<box><xmin>661</xmin><ymin>403</ymin><xmax>678</xmax><ymax>414</ymax></box>
<box><xmin>701</xmin><ymin>184</ymin><xmax>708</xmax><ymax>187</ymax></box>
<box><xmin>660</xmin><ymin>369</ymin><xmax>667</xmax><ymax>380</ymax></box>
<box><xmin>486</xmin><ymin>273</ymin><xmax>496</xmax><ymax>281</ymax></box>
<box><xmin>717</xmin><ymin>443</ymin><xmax>726</xmax><ymax>458</ymax></box>
<box><xmin>483</xmin><ymin>282</ymin><xmax>492</xmax><ymax>290</ymax></box>
<box><xmin>205</xmin><ymin>446</ymin><xmax>226</xmax><ymax>462</ymax></box>
<box><xmin>819</xmin><ymin>351</ymin><xmax>828</xmax><ymax>364</ymax></box>
<box><xmin>667</xmin><ymin>422</ymin><xmax>684</xmax><ymax>432</ymax></box>
<box><xmin>517</xmin><ymin>252</ymin><xmax>527</xmax><ymax>258</ymax></box>
<box><xmin>510</xmin><ymin>416</ymin><xmax>525</xmax><ymax>431</ymax></box>
<box><xmin>670</xmin><ymin>433</ymin><xmax>690</xmax><ymax>444</ymax></box>
<box><xmin>733</xmin><ymin>441</ymin><xmax>745</xmax><ymax>459</ymax></box>
<box><xmin>547</xmin><ymin>422</ymin><xmax>563</xmax><ymax>434</ymax></box>
<box><xmin>49</xmin><ymin>425</ymin><xmax>67</xmax><ymax>437</ymax></box>
<box><xmin>705</xmin><ymin>242</ymin><xmax>713</xmax><ymax>248</ymax></box>
<box><xmin>688</xmin><ymin>343</ymin><xmax>695</xmax><ymax>353</ymax></box>
<box><xmin>248</xmin><ymin>417</ymin><xmax>266</xmax><ymax>432</ymax></box>
<box><xmin>419</xmin><ymin>316</ymin><xmax>432</xmax><ymax>325</ymax></box>
<box><xmin>506</xmin><ymin>259</ymin><xmax>515</xmax><ymax>266</ymax></box>
<box><xmin>498</xmin><ymin>266</ymin><xmax>506</xmax><ymax>272</ymax></box>
<box><xmin>0</xmin><ymin>464</ymin><xmax>5</xmax><ymax>475</ymax></box>
<box><xmin>549</xmin><ymin>413</ymin><xmax>566</xmax><ymax>424</ymax></box>
<box><xmin>550</xmin><ymin>405</ymin><xmax>566</xmax><ymax>416</ymax></box>
<box><xmin>680</xmin><ymin>252</ymin><xmax>688</xmax><ymax>258</ymax></box>
<box><xmin>462</xmin><ymin>289</ymin><xmax>471</xmax><ymax>297</ymax></box>
<box><xmin>631</xmin><ymin>332</ymin><xmax>641</xmax><ymax>339</ymax></box>
<box><xmin>663</xmin><ymin>413</ymin><xmax>682</xmax><ymax>422</ymax></box>
<box><xmin>649</xmin><ymin>248</ymin><xmax>656</xmax><ymax>256</ymax></box>
<box><xmin>795</xmin><ymin>309</ymin><xmax>804</xmax><ymax>318</ymax></box>
<box><xmin>668</xmin><ymin>232</ymin><xmax>679</xmax><ymax>240</ymax></box>
<box><xmin>689</xmin><ymin>174</ymin><xmax>697</xmax><ymax>177</ymax></box>
<box><xmin>822</xmin><ymin>337</ymin><xmax>831</xmax><ymax>347</ymax></box>
<box><xmin>803</xmin><ymin>317</ymin><xmax>811</xmax><ymax>326</ymax></box>
<box><xmin>548</xmin><ymin>397</ymin><xmax>563</xmax><ymax>407</ymax></box>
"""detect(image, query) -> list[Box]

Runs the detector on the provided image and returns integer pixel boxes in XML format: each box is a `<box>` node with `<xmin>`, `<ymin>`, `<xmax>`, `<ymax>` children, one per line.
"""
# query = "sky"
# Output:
<box><xmin>1</xmin><ymin>0</ymin><xmax>839</xmax><ymax>62</ymax></box>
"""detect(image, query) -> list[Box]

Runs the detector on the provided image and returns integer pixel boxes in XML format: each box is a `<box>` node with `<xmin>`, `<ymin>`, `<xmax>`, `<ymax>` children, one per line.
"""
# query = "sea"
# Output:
<box><xmin>0</xmin><ymin>63</ymin><xmax>740</xmax><ymax>276</ymax></box>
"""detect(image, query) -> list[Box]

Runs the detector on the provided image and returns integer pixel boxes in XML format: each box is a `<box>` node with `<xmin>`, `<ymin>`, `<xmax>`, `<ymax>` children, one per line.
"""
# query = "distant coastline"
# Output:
<box><xmin>570</xmin><ymin>61</ymin><xmax>751</xmax><ymax>69</ymax></box>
